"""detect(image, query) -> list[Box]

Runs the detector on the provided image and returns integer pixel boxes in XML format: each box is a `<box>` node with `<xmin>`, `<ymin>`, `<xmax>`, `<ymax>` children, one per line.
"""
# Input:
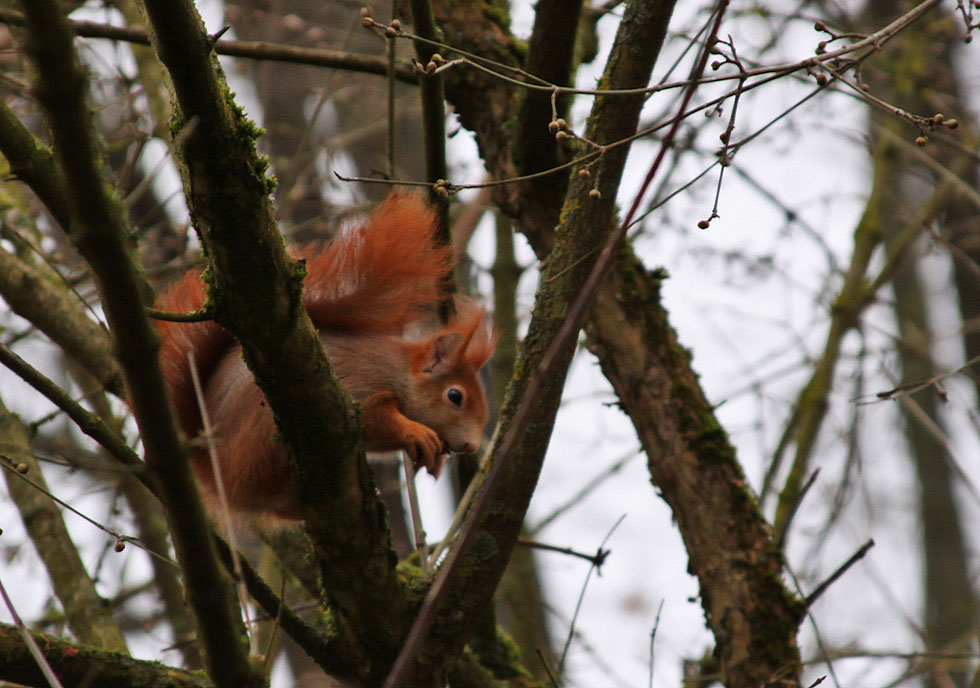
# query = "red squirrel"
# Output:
<box><xmin>155</xmin><ymin>195</ymin><xmax>495</xmax><ymax>521</ymax></box>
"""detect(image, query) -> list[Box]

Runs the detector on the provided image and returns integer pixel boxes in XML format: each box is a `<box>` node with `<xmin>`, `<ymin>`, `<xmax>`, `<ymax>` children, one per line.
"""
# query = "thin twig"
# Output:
<box><xmin>867</xmin><ymin>352</ymin><xmax>980</xmax><ymax>402</ymax></box>
<box><xmin>371</xmin><ymin>0</ymin><xmax>940</xmax><ymax>98</ymax></box>
<box><xmin>535</xmin><ymin>648</ymin><xmax>560</xmax><ymax>688</ymax></box>
<box><xmin>403</xmin><ymin>454</ymin><xmax>430</xmax><ymax>576</ymax></box>
<box><xmin>529</xmin><ymin>448</ymin><xmax>639</xmax><ymax>534</ymax></box>
<box><xmin>805</xmin><ymin>539</ymin><xmax>875</xmax><ymax>607</ymax></box>
<box><xmin>0</xmin><ymin>573</ymin><xmax>64</xmax><ymax>688</ymax></box>
<box><xmin>0</xmin><ymin>9</ymin><xmax>417</xmax><ymax>83</ymax></box>
<box><xmin>516</xmin><ymin>539</ymin><xmax>610</xmax><ymax>567</ymax></box>
<box><xmin>648</xmin><ymin>599</ymin><xmax>665</xmax><ymax>688</ymax></box>
<box><xmin>0</xmin><ymin>457</ymin><xmax>179</xmax><ymax>569</ymax></box>
<box><xmin>0</xmin><ymin>342</ymin><xmax>146</xmax><ymax>474</ymax></box>
<box><xmin>776</xmin><ymin>468</ymin><xmax>820</xmax><ymax>551</ymax></box>
<box><xmin>189</xmin><ymin>353</ymin><xmax>253</xmax><ymax>636</ymax></box>
<box><xmin>558</xmin><ymin>514</ymin><xmax>626</xmax><ymax>674</ymax></box>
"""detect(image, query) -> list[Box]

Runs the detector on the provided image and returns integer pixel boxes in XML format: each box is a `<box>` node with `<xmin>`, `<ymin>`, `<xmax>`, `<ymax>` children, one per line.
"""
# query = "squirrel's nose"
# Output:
<box><xmin>460</xmin><ymin>441</ymin><xmax>479</xmax><ymax>455</ymax></box>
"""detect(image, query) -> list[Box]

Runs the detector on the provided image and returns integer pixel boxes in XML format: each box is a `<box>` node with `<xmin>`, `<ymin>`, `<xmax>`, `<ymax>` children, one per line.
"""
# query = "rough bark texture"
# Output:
<box><xmin>433</xmin><ymin>2</ymin><xmax>805</xmax><ymax>686</ymax></box>
<box><xmin>384</xmin><ymin>1</ymin><xmax>688</xmax><ymax>684</ymax></box>
<box><xmin>0</xmin><ymin>622</ymin><xmax>209</xmax><ymax>688</ymax></box>
<box><xmin>22</xmin><ymin>1</ymin><xmax>260</xmax><ymax>685</ymax></box>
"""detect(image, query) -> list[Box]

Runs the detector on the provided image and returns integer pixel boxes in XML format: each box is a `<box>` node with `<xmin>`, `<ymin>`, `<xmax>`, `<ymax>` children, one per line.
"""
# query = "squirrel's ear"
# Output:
<box><xmin>421</xmin><ymin>332</ymin><xmax>464</xmax><ymax>374</ymax></box>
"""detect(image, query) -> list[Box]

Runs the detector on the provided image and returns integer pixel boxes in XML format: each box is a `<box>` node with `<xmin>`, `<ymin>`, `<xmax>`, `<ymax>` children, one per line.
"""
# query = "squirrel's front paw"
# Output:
<box><xmin>400</xmin><ymin>421</ymin><xmax>443</xmax><ymax>476</ymax></box>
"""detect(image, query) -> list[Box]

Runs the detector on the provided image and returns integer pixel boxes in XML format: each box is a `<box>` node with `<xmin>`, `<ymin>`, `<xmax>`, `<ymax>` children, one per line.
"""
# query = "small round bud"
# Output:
<box><xmin>697</xmin><ymin>219</ymin><xmax>710</xmax><ymax>229</ymax></box>
<box><xmin>815</xmin><ymin>73</ymin><xmax>828</xmax><ymax>86</ymax></box>
<box><xmin>964</xmin><ymin>33</ymin><xmax>973</xmax><ymax>44</ymax></box>
<box><xmin>360</xmin><ymin>16</ymin><xmax>374</xmax><ymax>28</ymax></box>
<box><xmin>814</xmin><ymin>21</ymin><xmax>826</xmax><ymax>32</ymax></box>
<box><xmin>426</xmin><ymin>61</ymin><xmax>437</xmax><ymax>74</ymax></box>
<box><xmin>719</xmin><ymin>156</ymin><xmax>731</xmax><ymax>167</ymax></box>
<box><xmin>114</xmin><ymin>539</ymin><xmax>126</xmax><ymax>552</ymax></box>
<box><xmin>434</xmin><ymin>186</ymin><xmax>450</xmax><ymax>199</ymax></box>
<box><xmin>719</xmin><ymin>131</ymin><xmax>730</xmax><ymax>143</ymax></box>
<box><xmin>589</xmin><ymin>189</ymin><xmax>602</xmax><ymax>199</ymax></box>
<box><xmin>359</xmin><ymin>7</ymin><xmax>371</xmax><ymax>17</ymax></box>
<box><xmin>555</xmin><ymin>130</ymin><xmax>570</xmax><ymax>142</ymax></box>
<box><xmin>431</xmin><ymin>53</ymin><xmax>446</xmax><ymax>65</ymax></box>
<box><xmin>15</xmin><ymin>462</ymin><xmax>28</xmax><ymax>474</ymax></box>
<box><xmin>945</xmin><ymin>118</ymin><xmax>959</xmax><ymax>129</ymax></box>
<box><xmin>282</xmin><ymin>14</ymin><xmax>304</xmax><ymax>31</ymax></box>
<box><xmin>711</xmin><ymin>60</ymin><xmax>722</xmax><ymax>70</ymax></box>
<box><xmin>932</xmin><ymin>113</ymin><xmax>944</xmax><ymax>124</ymax></box>
<box><xmin>389</xmin><ymin>18</ymin><xmax>401</xmax><ymax>30</ymax></box>
<box><xmin>915</xmin><ymin>135</ymin><xmax>928</xmax><ymax>147</ymax></box>
<box><xmin>548</xmin><ymin>120</ymin><xmax>561</xmax><ymax>133</ymax></box>
<box><xmin>816</xmin><ymin>41</ymin><xmax>827</xmax><ymax>54</ymax></box>
<box><xmin>384</xmin><ymin>26</ymin><xmax>397</xmax><ymax>38</ymax></box>
<box><xmin>578</xmin><ymin>168</ymin><xmax>591</xmax><ymax>178</ymax></box>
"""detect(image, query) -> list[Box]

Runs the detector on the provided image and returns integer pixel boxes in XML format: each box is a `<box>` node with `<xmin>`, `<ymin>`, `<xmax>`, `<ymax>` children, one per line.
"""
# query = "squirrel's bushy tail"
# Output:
<box><xmin>155</xmin><ymin>270</ymin><xmax>231</xmax><ymax>443</ymax></box>
<box><xmin>300</xmin><ymin>194</ymin><xmax>452</xmax><ymax>333</ymax></box>
<box><xmin>155</xmin><ymin>194</ymin><xmax>453</xmax><ymax>440</ymax></box>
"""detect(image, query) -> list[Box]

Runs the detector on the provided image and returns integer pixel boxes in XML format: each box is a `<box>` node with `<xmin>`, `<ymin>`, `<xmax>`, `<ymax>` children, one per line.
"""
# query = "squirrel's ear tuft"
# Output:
<box><xmin>421</xmin><ymin>332</ymin><xmax>464</xmax><ymax>373</ymax></box>
<box><xmin>451</xmin><ymin>297</ymin><xmax>497</xmax><ymax>371</ymax></box>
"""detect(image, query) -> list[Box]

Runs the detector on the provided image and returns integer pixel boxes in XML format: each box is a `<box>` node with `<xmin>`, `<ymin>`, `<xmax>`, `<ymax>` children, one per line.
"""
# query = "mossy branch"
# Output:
<box><xmin>0</xmin><ymin>622</ymin><xmax>210</xmax><ymax>688</ymax></box>
<box><xmin>137</xmin><ymin>0</ymin><xmax>411</xmax><ymax>678</ymax></box>
<box><xmin>0</xmin><ymin>247</ymin><xmax>124</xmax><ymax>397</ymax></box>
<box><xmin>0</xmin><ymin>401</ymin><xmax>129</xmax><ymax>653</ymax></box>
<box><xmin>431</xmin><ymin>1</ymin><xmax>806</xmax><ymax>686</ymax></box>
<box><xmin>0</xmin><ymin>98</ymin><xmax>71</xmax><ymax>228</ymax></box>
<box><xmin>386</xmin><ymin>1</ymin><xmax>676</xmax><ymax>684</ymax></box>
<box><xmin>19</xmin><ymin>0</ymin><xmax>259</xmax><ymax>685</ymax></box>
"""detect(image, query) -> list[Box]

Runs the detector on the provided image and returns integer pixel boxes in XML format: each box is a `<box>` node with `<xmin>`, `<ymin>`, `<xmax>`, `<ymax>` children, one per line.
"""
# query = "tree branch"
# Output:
<box><xmin>0</xmin><ymin>622</ymin><xmax>209</xmax><ymax>688</ymax></box>
<box><xmin>386</xmin><ymin>1</ymin><xmax>677</xmax><ymax>684</ymax></box>
<box><xmin>431</xmin><ymin>2</ymin><xmax>806</xmax><ymax>687</ymax></box>
<box><xmin>0</xmin><ymin>8</ymin><xmax>417</xmax><ymax>83</ymax></box>
<box><xmin>137</xmin><ymin>0</ymin><xmax>412</xmax><ymax>680</ymax></box>
<box><xmin>0</xmin><ymin>247</ymin><xmax>124</xmax><ymax>397</ymax></box>
<box><xmin>0</xmin><ymin>400</ymin><xmax>129</xmax><ymax>653</ymax></box>
<box><xmin>19</xmin><ymin>1</ymin><xmax>259</xmax><ymax>685</ymax></box>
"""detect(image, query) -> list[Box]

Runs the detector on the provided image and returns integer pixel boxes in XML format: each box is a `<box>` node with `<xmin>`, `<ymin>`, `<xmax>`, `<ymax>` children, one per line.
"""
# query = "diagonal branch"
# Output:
<box><xmin>19</xmin><ymin>1</ymin><xmax>260</xmax><ymax>685</ymax></box>
<box><xmin>136</xmin><ymin>0</ymin><xmax>411</xmax><ymax>679</ymax></box>
<box><xmin>0</xmin><ymin>247</ymin><xmax>124</xmax><ymax>397</ymax></box>
<box><xmin>0</xmin><ymin>400</ymin><xmax>129</xmax><ymax>654</ymax></box>
<box><xmin>385</xmin><ymin>1</ymin><xmax>678</xmax><ymax>685</ymax></box>
<box><xmin>430</xmin><ymin>1</ymin><xmax>808</xmax><ymax>686</ymax></box>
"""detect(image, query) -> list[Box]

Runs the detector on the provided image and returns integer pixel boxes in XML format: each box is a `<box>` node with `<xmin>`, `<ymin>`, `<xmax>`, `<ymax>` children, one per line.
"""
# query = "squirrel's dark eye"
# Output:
<box><xmin>447</xmin><ymin>388</ymin><xmax>464</xmax><ymax>407</ymax></box>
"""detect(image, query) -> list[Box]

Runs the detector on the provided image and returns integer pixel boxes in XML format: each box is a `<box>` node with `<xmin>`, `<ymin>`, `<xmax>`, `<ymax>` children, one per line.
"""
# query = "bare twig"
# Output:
<box><xmin>403</xmin><ymin>455</ymin><xmax>430</xmax><ymax>575</ymax></box>
<box><xmin>805</xmin><ymin>539</ymin><xmax>875</xmax><ymax>607</ymax></box>
<box><xmin>0</xmin><ymin>8</ymin><xmax>417</xmax><ymax>83</ymax></box>
<box><xmin>515</xmin><ymin>539</ymin><xmax>611</xmax><ymax>567</ymax></box>
<box><xmin>558</xmin><ymin>514</ymin><xmax>626</xmax><ymax>674</ymax></box>
<box><xmin>0</xmin><ymin>574</ymin><xmax>64</xmax><ymax>688</ymax></box>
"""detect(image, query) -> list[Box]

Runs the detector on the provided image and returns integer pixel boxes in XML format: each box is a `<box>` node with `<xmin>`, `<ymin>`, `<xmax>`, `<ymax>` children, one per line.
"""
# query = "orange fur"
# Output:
<box><xmin>155</xmin><ymin>194</ymin><xmax>495</xmax><ymax>522</ymax></box>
